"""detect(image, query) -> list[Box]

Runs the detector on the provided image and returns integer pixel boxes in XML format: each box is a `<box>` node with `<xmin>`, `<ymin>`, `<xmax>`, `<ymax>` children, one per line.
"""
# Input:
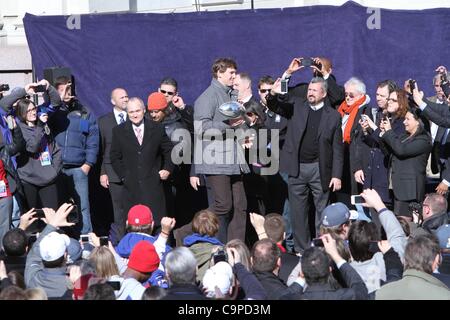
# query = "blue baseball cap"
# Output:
<box><xmin>436</xmin><ymin>224</ymin><xmax>450</xmax><ymax>249</ymax></box>
<box><xmin>321</xmin><ymin>202</ymin><xmax>350</xmax><ymax>227</ymax></box>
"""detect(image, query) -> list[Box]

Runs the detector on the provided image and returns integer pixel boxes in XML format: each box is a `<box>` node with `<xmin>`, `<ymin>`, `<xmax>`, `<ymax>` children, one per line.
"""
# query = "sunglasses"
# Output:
<box><xmin>259</xmin><ymin>89</ymin><xmax>271</xmax><ymax>94</ymax></box>
<box><xmin>160</xmin><ymin>89</ymin><xmax>175</xmax><ymax>96</ymax></box>
<box><xmin>345</xmin><ymin>92</ymin><xmax>355</xmax><ymax>98</ymax></box>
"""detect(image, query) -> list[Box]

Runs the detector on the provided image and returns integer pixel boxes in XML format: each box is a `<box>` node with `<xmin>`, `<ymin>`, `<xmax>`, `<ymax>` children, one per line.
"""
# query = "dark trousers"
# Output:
<box><xmin>22</xmin><ymin>181</ymin><xmax>59</xmax><ymax>210</ymax></box>
<box><xmin>108</xmin><ymin>181</ymin><xmax>126</xmax><ymax>243</ymax></box>
<box><xmin>206</xmin><ymin>174</ymin><xmax>247</xmax><ymax>243</ymax></box>
<box><xmin>288</xmin><ymin>162</ymin><xmax>329</xmax><ymax>253</ymax></box>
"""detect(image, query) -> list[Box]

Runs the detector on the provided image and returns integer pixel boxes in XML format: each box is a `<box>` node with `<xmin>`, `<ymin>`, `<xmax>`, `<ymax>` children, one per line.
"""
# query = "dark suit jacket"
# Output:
<box><xmin>422</xmin><ymin>98</ymin><xmax>450</xmax><ymax>127</ymax></box>
<box><xmin>381</xmin><ymin>128</ymin><xmax>432</xmax><ymax>201</ymax></box>
<box><xmin>98</xmin><ymin>112</ymin><xmax>121</xmax><ymax>183</ymax></box>
<box><xmin>266</xmin><ymin>94</ymin><xmax>344</xmax><ymax>192</ymax></box>
<box><xmin>429</xmin><ymin>102</ymin><xmax>450</xmax><ymax>180</ymax></box>
<box><xmin>110</xmin><ymin>118</ymin><xmax>174</xmax><ymax>224</ymax></box>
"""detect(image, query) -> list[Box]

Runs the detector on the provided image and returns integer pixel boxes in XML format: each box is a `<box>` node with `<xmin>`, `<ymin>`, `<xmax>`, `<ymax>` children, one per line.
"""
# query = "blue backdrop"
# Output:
<box><xmin>23</xmin><ymin>1</ymin><xmax>450</xmax><ymax>118</ymax></box>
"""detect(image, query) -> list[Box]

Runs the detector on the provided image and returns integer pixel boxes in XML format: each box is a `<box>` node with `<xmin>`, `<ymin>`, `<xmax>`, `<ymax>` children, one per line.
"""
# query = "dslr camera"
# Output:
<box><xmin>300</xmin><ymin>57</ymin><xmax>322</xmax><ymax>70</ymax></box>
<box><xmin>212</xmin><ymin>248</ymin><xmax>228</xmax><ymax>264</ymax></box>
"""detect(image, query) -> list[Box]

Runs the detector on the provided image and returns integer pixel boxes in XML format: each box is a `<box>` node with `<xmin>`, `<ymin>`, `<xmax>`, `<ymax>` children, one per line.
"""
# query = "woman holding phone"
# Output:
<box><xmin>15</xmin><ymin>80</ymin><xmax>62</xmax><ymax>210</ymax></box>
<box><xmin>379</xmin><ymin>105</ymin><xmax>432</xmax><ymax>219</ymax></box>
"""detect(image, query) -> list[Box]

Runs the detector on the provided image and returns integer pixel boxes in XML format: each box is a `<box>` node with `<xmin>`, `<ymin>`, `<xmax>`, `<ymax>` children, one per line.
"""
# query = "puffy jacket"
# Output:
<box><xmin>46</xmin><ymin>99</ymin><xmax>99</xmax><ymax>167</ymax></box>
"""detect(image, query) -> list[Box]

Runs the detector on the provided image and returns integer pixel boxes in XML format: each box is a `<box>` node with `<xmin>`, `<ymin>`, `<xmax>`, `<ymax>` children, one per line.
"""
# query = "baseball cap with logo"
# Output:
<box><xmin>321</xmin><ymin>202</ymin><xmax>351</xmax><ymax>227</ymax></box>
<box><xmin>127</xmin><ymin>204</ymin><xmax>153</xmax><ymax>226</ymax></box>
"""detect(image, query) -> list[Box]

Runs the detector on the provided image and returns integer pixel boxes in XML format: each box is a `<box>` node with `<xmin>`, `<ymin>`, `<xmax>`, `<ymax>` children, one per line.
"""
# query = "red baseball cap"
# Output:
<box><xmin>127</xmin><ymin>204</ymin><xmax>153</xmax><ymax>226</ymax></box>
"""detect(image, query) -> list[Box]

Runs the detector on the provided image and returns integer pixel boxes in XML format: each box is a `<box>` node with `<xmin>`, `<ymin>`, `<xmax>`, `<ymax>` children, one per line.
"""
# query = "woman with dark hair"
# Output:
<box><xmin>15</xmin><ymin>82</ymin><xmax>62</xmax><ymax>211</ymax></box>
<box><xmin>380</xmin><ymin>107</ymin><xmax>432</xmax><ymax>218</ymax></box>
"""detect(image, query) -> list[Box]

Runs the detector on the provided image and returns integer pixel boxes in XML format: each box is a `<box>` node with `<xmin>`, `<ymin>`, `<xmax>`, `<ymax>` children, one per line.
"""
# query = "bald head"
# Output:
<box><xmin>111</xmin><ymin>88</ymin><xmax>129</xmax><ymax>111</ymax></box>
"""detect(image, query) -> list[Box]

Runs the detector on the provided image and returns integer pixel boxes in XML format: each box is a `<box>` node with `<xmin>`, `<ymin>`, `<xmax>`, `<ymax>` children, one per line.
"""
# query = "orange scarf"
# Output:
<box><xmin>338</xmin><ymin>95</ymin><xmax>367</xmax><ymax>144</ymax></box>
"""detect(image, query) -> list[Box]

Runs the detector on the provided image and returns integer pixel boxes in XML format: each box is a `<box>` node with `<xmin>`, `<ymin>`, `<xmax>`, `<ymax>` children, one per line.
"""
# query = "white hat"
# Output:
<box><xmin>202</xmin><ymin>262</ymin><xmax>234</xmax><ymax>298</ymax></box>
<box><xmin>39</xmin><ymin>232</ymin><xmax>70</xmax><ymax>262</ymax></box>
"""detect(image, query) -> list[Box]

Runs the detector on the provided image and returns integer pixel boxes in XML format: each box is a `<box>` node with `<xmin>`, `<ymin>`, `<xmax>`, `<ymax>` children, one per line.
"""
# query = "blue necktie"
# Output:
<box><xmin>118</xmin><ymin>113</ymin><xmax>125</xmax><ymax>124</ymax></box>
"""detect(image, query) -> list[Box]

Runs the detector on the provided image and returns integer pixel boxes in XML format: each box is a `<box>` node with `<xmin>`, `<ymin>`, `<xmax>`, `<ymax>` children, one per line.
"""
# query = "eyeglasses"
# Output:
<box><xmin>160</xmin><ymin>89</ymin><xmax>175</xmax><ymax>96</ymax></box>
<box><xmin>27</xmin><ymin>107</ymin><xmax>37</xmax><ymax>113</ymax></box>
<box><xmin>345</xmin><ymin>92</ymin><xmax>355</xmax><ymax>98</ymax></box>
<box><xmin>259</xmin><ymin>89</ymin><xmax>271</xmax><ymax>94</ymax></box>
<box><xmin>387</xmin><ymin>98</ymin><xmax>398</xmax><ymax>103</ymax></box>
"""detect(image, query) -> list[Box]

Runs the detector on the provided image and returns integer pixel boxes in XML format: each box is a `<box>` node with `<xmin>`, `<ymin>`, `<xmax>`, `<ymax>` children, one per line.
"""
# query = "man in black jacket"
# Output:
<box><xmin>267</xmin><ymin>77</ymin><xmax>344</xmax><ymax>253</ymax></box>
<box><xmin>98</xmin><ymin>88</ymin><xmax>129</xmax><ymax>243</ymax></box>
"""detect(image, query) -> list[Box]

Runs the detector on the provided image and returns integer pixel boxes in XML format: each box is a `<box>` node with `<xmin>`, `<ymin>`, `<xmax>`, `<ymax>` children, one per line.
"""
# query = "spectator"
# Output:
<box><xmin>202</xmin><ymin>261</ymin><xmax>235</xmax><ymax>299</ymax></box>
<box><xmin>251</xmin><ymin>238</ymin><xmax>303</xmax><ymax>300</ymax></box>
<box><xmin>162</xmin><ymin>247</ymin><xmax>207</xmax><ymax>300</ymax></box>
<box><xmin>376</xmin><ymin>234</ymin><xmax>450</xmax><ymax>300</ymax></box>
<box><xmin>436</xmin><ymin>224</ymin><xmax>450</xmax><ymax>274</ymax></box>
<box><xmin>25</xmin><ymin>287</ymin><xmax>48</xmax><ymax>300</ymax></box>
<box><xmin>411</xmin><ymin>193</ymin><xmax>448</xmax><ymax>238</ymax></box>
<box><xmin>319</xmin><ymin>202</ymin><xmax>352</xmax><ymax>240</ymax></box>
<box><xmin>250</xmin><ymin>212</ymin><xmax>299</xmax><ymax>284</ymax></box>
<box><xmin>380</xmin><ymin>106</ymin><xmax>432</xmax><ymax>218</ymax></box>
<box><xmin>141</xmin><ymin>286</ymin><xmax>167</xmax><ymax>300</ymax></box>
<box><xmin>7</xmin><ymin>270</ymin><xmax>25</xmax><ymax>289</ymax></box>
<box><xmin>0</xmin><ymin>285</ymin><xmax>27</xmax><ymax>300</ymax></box>
<box><xmin>1</xmin><ymin>227</ymin><xmax>28</xmax><ymax>275</ymax></box>
<box><xmin>48</xmin><ymin>76</ymin><xmax>99</xmax><ymax>235</ymax></box>
<box><xmin>15</xmin><ymin>80</ymin><xmax>62</xmax><ymax>212</ymax></box>
<box><xmin>83</xmin><ymin>282</ymin><xmax>116</xmax><ymax>300</ymax></box>
<box><xmin>121</xmin><ymin>241</ymin><xmax>160</xmax><ymax>300</ymax></box>
<box><xmin>183</xmin><ymin>209</ymin><xmax>223</xmax><ymax>282</ymax></box>
<box><xmin>24</xmin><ymin>203</ymin><xmax>76</xmax><ymax>299</ymax></box>
<box><xmin>288</xmin><ymin>234</ymin><xmax>368</xmax><ymax>300</ymax></box>
<box><xmin>225</xmin><ymin>239</ymin><xmax>251</xmax><ymax>271</ymax></box>
<box><xmin>115</xmin><ymin>204</ymin><xmax>173</xmax><ymax>263</ymax></box>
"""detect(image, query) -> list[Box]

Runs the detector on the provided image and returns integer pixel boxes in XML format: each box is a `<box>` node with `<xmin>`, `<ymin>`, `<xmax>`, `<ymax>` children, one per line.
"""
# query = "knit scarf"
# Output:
<box><xmin>338</xmin><ymin>95</ymin><xmax>367</xmax><ymax>144</ymax></box>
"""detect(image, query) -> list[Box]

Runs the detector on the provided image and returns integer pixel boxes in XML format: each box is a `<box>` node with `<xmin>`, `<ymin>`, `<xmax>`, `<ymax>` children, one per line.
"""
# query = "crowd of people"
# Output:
<box><xmin>0</xmin><ymin>56</ymin><xmax>449</xmax><ymax>300</ymax></box>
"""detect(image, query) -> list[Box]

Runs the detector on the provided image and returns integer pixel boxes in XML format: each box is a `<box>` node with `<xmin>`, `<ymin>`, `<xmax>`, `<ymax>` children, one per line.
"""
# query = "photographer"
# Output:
<box><xmin>379</xmin><ymin>107</ymin><xmax>432</xmax><ymax>218</ymax></box>
<box><xmin>45</xmin><ymin>76</ymin><xmax>99</xmax><ymax>236</ymax></box>
<box><xmin>410</xmin><ymin>193</ymin><xmax>449</xmax><ymax>238</ymax></box>
<box><xmin>0</xmin><ymin>86</ymin><xmax>26</xmax><ymax>249</ymax></box>
<box><xmin>15</xmin><ymin>79</ymin><xmax>62</xmax><ymax>212</ymax></box>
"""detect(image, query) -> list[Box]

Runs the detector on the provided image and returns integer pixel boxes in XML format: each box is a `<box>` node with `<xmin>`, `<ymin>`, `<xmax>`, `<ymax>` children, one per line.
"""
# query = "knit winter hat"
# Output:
<box><xmin>147</xmin><ymin>92</ymin><xmax>168</xmax><ymax>111</ymax></box>
<box><xmin>128</xmin><ymin>241</ymin><xmax>160</xmax><ymax>273</ymax></box>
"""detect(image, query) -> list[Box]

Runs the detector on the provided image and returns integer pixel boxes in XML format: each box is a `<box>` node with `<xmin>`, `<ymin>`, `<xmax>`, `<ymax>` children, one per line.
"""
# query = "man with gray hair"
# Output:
<box><xmin>267</xmin><ymin>77</ymin><xmax>343</xmax><ymax>254</ymax></box>
<box><xmin>162</xmin><ymin>247</ymin><xmax>207</xmax><ymax>300</ymax></box>
<box><xmin>110</xmin><ymin>97</ymin><xmax>173</xmax><ymax>233</ymax></box>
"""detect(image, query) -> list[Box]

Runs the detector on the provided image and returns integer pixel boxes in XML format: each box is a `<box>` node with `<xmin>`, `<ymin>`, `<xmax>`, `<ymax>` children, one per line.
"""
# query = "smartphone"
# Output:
<box><xmin>106</xmin><ymin>281</ymin><xmax>121</xmax><ymax>291</ymax></box>
<box><xmin>99</xmin><ymin>236</ymin><xmax>109</xmax><ymax>246</ymax></box>
<box><xmin>312</xmin><ymin>238</ymin><xmax>324</xmax><ymax>247</ymax></box>
<box><xmin>34</xmin><ymin>85</ymin><xmax>46</xmax><ymax>93</ymax></box>
<box><xmin>368</xmin><ymin>241</ymin><xmax>381</xmax><ymax>253</ymax></box>
<box><xmin>408</xmin><ymin>79</ymin><xmax>416</xmax><ymax>94</ymax></box>
<box><xmin>34</xmin><ymin>209</ymin><xmax>46</xmax><ymax>219</ymax></box>
<box><xmin>80</xmin><ymin>234</ymin><xmax>90</xmax><ymax>243</ymax></box>
<box><xmin>300</xmin><ymin>57</ymin><xmax>313</xmax><ymax>67</ymax></box>
<box><xmin>280</xmin><ymin>79</ymin><xmax>288</xmax><ymax>94</ymax></box>
<box><xmin>351</xmin><ymin>195</ymin><xmax>366</xmax><ymax>205</ymax></box>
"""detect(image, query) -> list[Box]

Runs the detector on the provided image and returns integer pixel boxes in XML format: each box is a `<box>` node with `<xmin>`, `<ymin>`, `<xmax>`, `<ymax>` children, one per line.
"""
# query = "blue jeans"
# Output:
<box><xmin>62</xmin><ymin>167</ymin><xmax>92</xmax><ymax>234</ymax></box>
<box><xmin>280</xmin><ymin>172</ymin><xmax>294</xmax><ymax>251</ymax></box>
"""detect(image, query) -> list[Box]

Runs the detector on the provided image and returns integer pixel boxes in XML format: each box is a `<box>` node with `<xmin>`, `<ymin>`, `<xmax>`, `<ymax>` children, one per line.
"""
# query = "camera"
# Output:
<box><xmin>34</xmin><ymin>209</ymin><xmax>46</xmax><ymax>219</ymax></box>
<box><xmin>212</xmin><ymin>248</ymin><xmax>228</xmax><ymax>264</ymax></box>
<box><xmin>99</xmin><ymin>236</ymin><xmax>109</xmax><ymax>246</ymax></box>
<box><xmin>312</xmin><ymin>238</ymin><xmax>324</xmax><ymax>247</ymax></box>
<box><xmin>0</xmin><ymin>84</ymin><xmax>10</xmax><ymax>92</ymax></box>
<box><xmin>34</xmin><ymin>85</ymin><xmax>46</xmax><ymax>93</ymax></box>
<box><xmin>80</xmin><ymin>234</ymin><xmax>90</xmax><ymax>243</ymax></box>
<box><xmin>106</xmin><ymin>281</ymin><xmax>121</xmax><ymax>291</ymax></box>
<box><xmin>409</xmin><ymin>202</ymin><xmax>423</xmax><ymax>222</ymax></box>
